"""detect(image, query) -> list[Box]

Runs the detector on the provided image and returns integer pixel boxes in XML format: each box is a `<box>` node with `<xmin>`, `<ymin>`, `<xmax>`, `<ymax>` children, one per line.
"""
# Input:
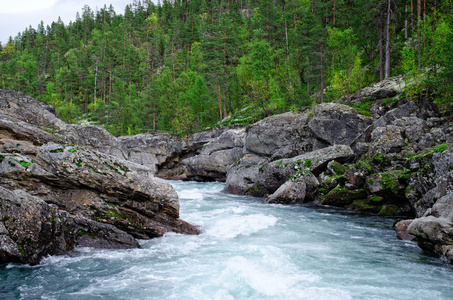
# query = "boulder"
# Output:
<box><xmin>0</xmin><ymin>138</ymin><xmax>200</xmax><ymax>264</ymax></box>
<box><xmin>369</xmin><ymin>125</ymin><xmax>406</xmax><ymax>155</ymax></box>
<box><xmin>223</xmin><ymin>153</ymin><xmax>268</xmax><ymax>196</ymax></box>
<box><xmin>245</xmin><ymin>112</ymin><xmax>315</xmax><ymax>160</ymax></box>
<box><xmin>350</xmin><ymin>75</ymin><xmax>406</xmax><ymax>101</ymax></box>
<box><xmin>308</xmin><ymin>103</ymin><xmax>373</xmax><ymax>146</ymax></box>
<box><xmin>315</xmin><ymin>186</ymin><xmax>367</xmax><ymax>207</ymax></box>
<box><xmin>2</xmin><ymin>142</ymin><xmax>199</xmax><ymax>238</ymax></box>
<box><xmin>266</xmin><ymin>173</ymin><xmax>319</xmax><ymax>204</ymax></box>
<box><xmin>407</xmin><ymin>193</ymin><xmax>453</xmax><ymax>263</ymax></box>
<box><xmin>0</xmin><ymin>186</ymin><xmax>139</xmax><ymax>265</ymax></box>
<box><xmin>394</xmin><ymin>220</ymin><xmax>417</xmax><ymax>241</ymax></box>
<box><xmin>182</xmin><ymin>129</ymin><xmax>245</xmax><ymax>181</ymax></box>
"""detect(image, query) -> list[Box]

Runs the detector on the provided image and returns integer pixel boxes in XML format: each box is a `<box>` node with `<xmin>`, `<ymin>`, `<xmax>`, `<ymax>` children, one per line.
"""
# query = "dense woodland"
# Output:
<box><xmin>0</xmin><ymin>0</ymin><xmax>452</xmax><ymax>136</ymax></box>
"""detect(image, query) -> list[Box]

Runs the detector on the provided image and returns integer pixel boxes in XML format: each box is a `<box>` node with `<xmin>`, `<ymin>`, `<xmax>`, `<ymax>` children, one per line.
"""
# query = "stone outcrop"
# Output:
<box><xmin>220</xmin><ymin>83</ymin><xmax>452</xmax><ymax>262</ymax></box>
<box><xmin>348</xmin><ymin>75</ymin><xmax>406</xmax><ymax>102</ymax></box>
<box><xmin>182</xmin><ymin>128</ymin><xmax>245</xmax><ymax>181</ymax></box>
<box><xmin>0</xmin><ymin>90</ymin><xmax>200</xmax><ymax>265</ymax></box>
<box><xmin>405</xmin><ymin>146</ymin><xmax>453</xmax><ymax>262</ymax></box>
<box><xmin>0</xmin><ymin>186</ymin><xmax>139</xmax><ymax>265</ymax></box>
<box><xmin>307</xmin><ymin>103</ymin><xmax>373</xmax><ymax>147</ymax></box>
<box><xmin>244</xmin><ymin>112</ymin><xmax>316</xmax><ymax>160</ymax></box>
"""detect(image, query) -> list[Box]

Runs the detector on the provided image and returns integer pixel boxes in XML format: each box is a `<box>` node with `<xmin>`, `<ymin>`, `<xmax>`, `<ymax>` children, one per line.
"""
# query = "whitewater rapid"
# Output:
<box><xmin>1</xmin><ymin>181</ymin><xmax>452</xmax><ymax>299</ymax></box>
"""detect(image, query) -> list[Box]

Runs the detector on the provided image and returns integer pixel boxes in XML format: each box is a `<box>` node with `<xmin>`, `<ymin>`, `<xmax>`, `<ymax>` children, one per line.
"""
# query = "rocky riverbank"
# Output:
<box><xmin>172</xmin><ymin>76</ymin><xmax>453</xmax><ymax>263</ymax></box>
<box><xmin>0</xmin><ymin>90</ymin><xmax>199</xmax><ymax>265</ymax></box>
<box><xmin>1</xmin><ymin>75</ymin><xmax>452</xmax><ymax>264</ymax></box>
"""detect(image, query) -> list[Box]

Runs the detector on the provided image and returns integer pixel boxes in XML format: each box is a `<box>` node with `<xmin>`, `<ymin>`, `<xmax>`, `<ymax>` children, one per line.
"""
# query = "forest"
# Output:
<box><xmin>0</xmin><ymin>0</ymin><xmax>452</xmax><ymax>136</ymax></box>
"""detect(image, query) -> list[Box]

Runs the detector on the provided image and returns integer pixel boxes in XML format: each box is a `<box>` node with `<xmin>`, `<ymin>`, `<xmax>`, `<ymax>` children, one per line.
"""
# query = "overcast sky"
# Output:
<box><xmin>0</xmin><ymin>0</ymin><xmax>155</xmax><ymax>45</ymax></box>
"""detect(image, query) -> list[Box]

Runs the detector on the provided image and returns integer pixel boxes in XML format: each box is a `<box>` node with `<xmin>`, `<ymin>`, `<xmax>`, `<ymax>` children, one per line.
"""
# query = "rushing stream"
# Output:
<box><xmin>1</xmin><ymin>181</ymin><xmax>453</xmax><ymax>299</ymax></box>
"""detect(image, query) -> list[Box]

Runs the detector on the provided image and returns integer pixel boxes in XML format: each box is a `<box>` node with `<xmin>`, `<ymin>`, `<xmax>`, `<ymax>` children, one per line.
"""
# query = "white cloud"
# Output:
<box><xmin>2</xmin><ymin>0</ymin><xmax>58</xmax><ymax>14</ymax></box>
<box><xmin>0</xmin><ymin>0</ymin><xmax>155</xmax><ymax>45</ymax></box>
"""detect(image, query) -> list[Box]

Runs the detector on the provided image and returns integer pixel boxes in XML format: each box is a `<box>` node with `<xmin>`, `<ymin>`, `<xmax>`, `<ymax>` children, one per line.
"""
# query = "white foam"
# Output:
<box><xmin>217</xmin><ymin>256</ymin><xmax>322</xmax><ymax>297</ymax></box>
<box><xmin>178</xmin><ymin>188</ymin><xmax>205</xmax><ymax>201</ymax></box>
<box><xmin>206</xmin><ymin>214</ymin><xmax>278</xmax><ymax>239</ymax></box>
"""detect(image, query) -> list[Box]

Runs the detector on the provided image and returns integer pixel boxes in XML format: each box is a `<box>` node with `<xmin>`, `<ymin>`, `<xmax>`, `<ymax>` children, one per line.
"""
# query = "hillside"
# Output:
<box><xmin>0</xmin><ymin>0</ymin><xmax>452</xmax><ymax>136</ymax></box>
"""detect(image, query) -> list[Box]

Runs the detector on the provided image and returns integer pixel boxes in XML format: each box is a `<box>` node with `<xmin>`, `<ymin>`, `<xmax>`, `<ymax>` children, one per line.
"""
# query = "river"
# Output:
<box><xmin>1</xmin><ymin>181</ymin><xmax>452</xmax><ymax>299</ymax></box>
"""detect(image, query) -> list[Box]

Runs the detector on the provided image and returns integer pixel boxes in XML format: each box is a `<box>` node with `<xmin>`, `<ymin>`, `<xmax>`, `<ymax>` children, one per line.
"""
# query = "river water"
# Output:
<box><xmin>1</xmin><ymin>181</ymin><xmax>453</xmax><ymax>299</ymax></box>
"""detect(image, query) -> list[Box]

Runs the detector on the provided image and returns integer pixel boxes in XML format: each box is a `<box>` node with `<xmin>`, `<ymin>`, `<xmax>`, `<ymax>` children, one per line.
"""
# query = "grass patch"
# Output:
<box><xmin>19</xmin><ymin>160</ymin><xmax>31</xmax><ymax>169</ymax></box>
<box><xmin>50</xmin><ymin>148</ymin><xmax>64</xmax><ymax>153</ymax></box>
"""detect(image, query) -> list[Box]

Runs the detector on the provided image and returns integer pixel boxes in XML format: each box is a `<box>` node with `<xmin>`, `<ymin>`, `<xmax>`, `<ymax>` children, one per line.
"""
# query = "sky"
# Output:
<box><xmin>0</xmin><ymin>0</ymin><xmax>153</xmax><ymax>45</ymax></box>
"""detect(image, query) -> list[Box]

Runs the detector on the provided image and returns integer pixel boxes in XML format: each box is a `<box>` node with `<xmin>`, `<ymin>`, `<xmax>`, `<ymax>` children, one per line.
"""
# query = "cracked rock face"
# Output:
<box><xmin>0</xmin><ymin>186</ymin><xmax>140</xmax><ymax>265</ymax></box>
<box><xmin>182</xmin><ymin>129</ymin><xmax>245</xmax><ymax>181</ymax></box>
<box><xmin>308</xmin><ymin>103</ymin><xmax>373</xmax><ymax>147</ymax></box>
<box><xmin>0</xmin><ymin>90</ymin><xmax>200</xmax><ymax>265</ymax></box>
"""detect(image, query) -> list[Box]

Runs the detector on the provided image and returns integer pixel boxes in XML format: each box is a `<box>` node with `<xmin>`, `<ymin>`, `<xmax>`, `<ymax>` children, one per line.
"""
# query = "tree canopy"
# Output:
<box><xmin>1</xmin><ymin>0</ymin><xmax>451</xmax><ymax>136</ymax></box>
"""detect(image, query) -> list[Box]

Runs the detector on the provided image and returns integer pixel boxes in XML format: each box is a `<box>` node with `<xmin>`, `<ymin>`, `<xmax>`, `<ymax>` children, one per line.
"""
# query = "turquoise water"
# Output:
<box><xmin>1</xmin><ymin>181</ymin><xmax>452</xmax><ymax>299</ymax></box>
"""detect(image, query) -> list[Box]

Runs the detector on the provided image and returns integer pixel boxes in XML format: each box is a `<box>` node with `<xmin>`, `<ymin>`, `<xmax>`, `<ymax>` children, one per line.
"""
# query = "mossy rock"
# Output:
<box><xmin>377</xmin><ymin>204</ymin><xmax>401</xmax><ymax>216</ymax></box>
<box><xmin>329</xmin><ymin>161</ymin><xmax>348</xmax><ymax>176</ymax></box>
<box><xmin>405</xmin><ymin>143</ymin><xmax>452</xmax><ymax>170</ymax></box>
<box><xmin>367</xmin><ymin>170</ymin><xmax>411</xmax><ymax>196</ymax></box>
<box><xmin>355</xmin><ymin>160</ymin><xmax>373</xmax><ymax>173</ymax></box>
<box><xmin>319</xmin><ymin>175</ymin><xmax>346</xmax><ymax>191</ymax></box>
<box><xmin>346</xmin><ymin>198</ymin><xmax>382</xmax><ymax>213</ymax></box>
<box><xmin>317</xmin><ymin>187</ymin><xmax>367</xmax><ymax>207</ymax></box>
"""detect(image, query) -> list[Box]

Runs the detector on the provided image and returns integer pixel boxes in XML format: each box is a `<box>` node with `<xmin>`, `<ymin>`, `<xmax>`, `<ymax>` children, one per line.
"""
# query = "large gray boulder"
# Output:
<box><xmin>0</xmin><ymin>141</ymin><xmax>199</xmax><ymax>239</ymax></box>
<box><xmin>265</xmin><ymin>173</ymin><xmax>319</xmax><ymax>204</ymax></box>
<box><xmin>245</xmin><ymin>112</ymin><xmax>316</xmax><ymax>160</ymax></box>
<box><xmin>349</xmin><ymin>75</ymin><xmax>406</xmax><ymax>101</ymax></box>
<box><xmin>0</xmin><ymin>138</ymin><xmax>200</xmax><ymax>265</ymax></box>
<box><xmin>182</xmin><ymin>128</ymin><xmax>245</xmax><ymax>181</ymax></box>
<box><xmin>0</xmin><ymin>90</ymin><xmax>127</xmax><ymax>158</ymax></box>
<box><xmin>0</xmin><ymin>187</ymin><xmax>139</xmax><ymax>265</ymax></box>
<box><xmin>408</xmin><ymin>187</ymin><xmax>453</xmax><ymax>263</ymax></box>
<box><xmin>308</xmin><ymin>103</ymin><xmax>373</xmax><ymax>146</ymax></box>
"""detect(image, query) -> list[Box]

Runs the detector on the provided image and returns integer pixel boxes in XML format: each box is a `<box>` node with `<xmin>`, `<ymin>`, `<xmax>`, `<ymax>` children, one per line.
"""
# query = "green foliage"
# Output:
<box><xmin>19</xmin><ymin>161</ymin><xmax>31</xmax><ymax>169</ymax></box>
<box><xmin>50</xmin><ymin>148</ymin><xmax>64</xmax><ymax>153</ymax></box>
<box><xmin>1</xmin><ymin>1</ymin><xmax>451</xmax><ymax>135</ymax></box>
<box><xmin>330</xmin><ymin>161</ymin><xmax>347</xmax><ymax>176</ymax></box>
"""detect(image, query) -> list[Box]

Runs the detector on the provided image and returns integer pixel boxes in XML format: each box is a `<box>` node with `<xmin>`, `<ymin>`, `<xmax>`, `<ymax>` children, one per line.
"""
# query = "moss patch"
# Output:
<box><xmin>50</xmin><ymin>148</ymin><xmax>64</xmax><ymax>153</ymax></box>
<box><xmin>19</xmin><ymin>160</ymin><xmax>31</xmax><ymax>169</ymax></box>
<box><xmin>355</xmin><ymin>160</ymin><xmax>372</xmax><ymax>173</ymax></box>
<box><xmin>330</xmin><ymin>161</ymin><xmax>347</xmax><ymax>175</ymax></box>
<box><xmin>347</xmin><ymin>199</ymin><xmax>381</xmax><ymax>213</ymax></box>
<box><xmin>318</xmin><ymin>187</ymin><xmax>367</xmax><ymax>207</ymax></box>
<box><xmin>378</xmin><ymin>204</ymin><xmax>400</xmax><ymax>216</ymax></box>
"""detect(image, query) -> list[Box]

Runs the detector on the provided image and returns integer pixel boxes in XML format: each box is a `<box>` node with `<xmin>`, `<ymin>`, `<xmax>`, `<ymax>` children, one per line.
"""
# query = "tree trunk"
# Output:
<box><xmin>405</xmin><ymin>5</ymin><xmax>408</xmax><ymax>39</ymax></box>
<box><xmin>320</xmin><ymin>44</ymin><xmax>324</xmax><ymax>103</ymax></box>
<box><xmin>417</xmin><ymin>0</ymin><xmax>422</xmax><ymax>70</ymax></box>
<box><xmin>94</xmin><ymin>64</ymin><xmax>98</xmax><ymax>105</ymax></box>
<box><xmin>218</xmin><ymin>82</ymin><xmax>223</xmax><ymax>121</ymax></box>
<box><xmin>379</xmin><ymin>8</ymin><xmax>385</xmax><ymax>81</ymax></box>
<box><xmin>385</xmin><ymin>0</ymin><xmax>391</xmax><ymax>79</ymax></box>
